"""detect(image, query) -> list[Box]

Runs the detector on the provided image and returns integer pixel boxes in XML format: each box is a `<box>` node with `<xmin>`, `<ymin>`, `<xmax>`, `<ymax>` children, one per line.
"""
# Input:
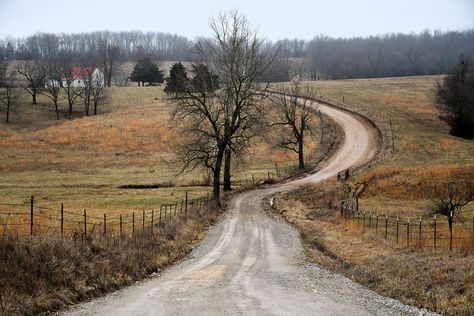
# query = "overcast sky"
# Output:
<box><xmin>0</xmin><ymin>0</ymin><xmax>473</xmax><ymax>41</ymax></box>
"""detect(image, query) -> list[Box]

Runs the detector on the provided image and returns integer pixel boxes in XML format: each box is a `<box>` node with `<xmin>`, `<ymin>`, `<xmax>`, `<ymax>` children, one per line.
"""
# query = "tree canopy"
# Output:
<box><xmin>164</xmin><ymin>62</ymin><xmax>189</xmax><ymax>94</ymax></box>
<box><xmin>130</xmin><ymin>59</ymin><xmax>164</xmax><ymax>86</ymax></box>
<box><xmin>436</xmin><ymin>56</ymin><xmax>474</xmax><ymax>139</ymax></box>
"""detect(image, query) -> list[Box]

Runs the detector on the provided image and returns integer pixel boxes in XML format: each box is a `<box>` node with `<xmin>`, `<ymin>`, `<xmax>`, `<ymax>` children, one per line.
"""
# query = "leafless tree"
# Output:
<box><xmin>99</xmin><ymin>41</ymin><xmax>121</xmax><ymax>87</ymax></box>
<box><xmin>0</xmin><ymin>60</ymin><xmax>7</xmax><ymax>86</ymax></box>
<box><xmin>430</xmin><ymin>177</ymin><xmax>474</xmax><ymax>250</ymax></box>
<box><xmin>0</xmin><ymin>76</ymin><xmax>21</xmax><ymax>123</ymax></box>
<box><xmin>58</xmin><ymin>52</ymin><xmax>82</xmax><ymax>117</ymax></box>
<box><xmin>205</xmin><ymin>11</ymin><xmax>277</xmax><ymax>192</ymax></box>
<box><xmin>44</xmin><ymin>62</ymin><xmax>62</xmax><ymax>119</ymax></box>
<box><xmin>172</xmin><ymin>10</ymin><xmax>276</xmax><ymax>201</ymax></box>
<box><xmin>271</xmin><ymin>81</ymin><xmax>317</xmax><ymax>169</ymax></box>
<box><xmin>90</xmin><ymin>80</ymin><xmax>108</xmax><ymax>115</ymax></box>
<box><xmin>17</xmin><ymin>60</ymin><xmax>46</xmax><ymax>104</ymax></box>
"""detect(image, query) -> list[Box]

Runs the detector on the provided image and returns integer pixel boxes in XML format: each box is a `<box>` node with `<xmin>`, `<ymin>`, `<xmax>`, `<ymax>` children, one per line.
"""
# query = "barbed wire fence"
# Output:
<box><xmin>339</xmin><ymin>195</ymin><xmax>474</xmax><ymax>252</ymax></box>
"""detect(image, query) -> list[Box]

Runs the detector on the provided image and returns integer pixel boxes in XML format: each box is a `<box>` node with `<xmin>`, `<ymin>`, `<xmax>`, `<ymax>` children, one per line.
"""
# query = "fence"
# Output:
<box><xmin>340</xmin><ymin>202</ymin><xmax>474</xmax><ymax>252</ymax></box>
<box><xmin>0</xmin><ymin>192</ymin><xmax>211</xmax><ymax>238</ymax></box>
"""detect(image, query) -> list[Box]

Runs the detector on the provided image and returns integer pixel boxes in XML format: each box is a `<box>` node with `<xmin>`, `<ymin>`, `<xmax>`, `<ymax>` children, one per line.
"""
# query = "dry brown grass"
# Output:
<box><xmin>275</xmin><ymin>181</ymin><xmax>474</xmax><ymax>316</ymax></box>
<box><xmin>295</xmin><ymin>76</ymin><xmax>474</xmax><ymax>218</ymax></box>
<box><xmin>0</xmin><ymin>204</ymin><xmax>220</xmax><ymax>315</ymax></box>
<box><xmin>0</xmin><ymin>86</ymin><xmax>315</xmax><ymax>217</ymax></box>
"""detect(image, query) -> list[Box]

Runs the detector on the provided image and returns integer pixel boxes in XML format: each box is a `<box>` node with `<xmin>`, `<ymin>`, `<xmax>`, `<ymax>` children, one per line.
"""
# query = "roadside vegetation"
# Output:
<box><xmin>275</xmin><ymin>75</ymin><xmax>474</xmax><ymax>315</ymax></box>
<box><xmin>0</xmin><ymin>204</ymin><xmax>220</xmax><ymax>315</ymax></box>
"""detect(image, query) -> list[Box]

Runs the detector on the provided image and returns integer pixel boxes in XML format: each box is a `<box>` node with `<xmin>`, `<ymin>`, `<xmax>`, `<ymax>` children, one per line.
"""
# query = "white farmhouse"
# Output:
<box><xmin>61</xmin><ymin>67</ymin><xmax>105</xmax><ymax>87</ymax></box>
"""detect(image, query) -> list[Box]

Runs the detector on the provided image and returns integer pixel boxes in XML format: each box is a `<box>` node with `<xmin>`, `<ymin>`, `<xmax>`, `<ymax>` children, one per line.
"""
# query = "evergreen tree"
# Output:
<box><xmin>130</xmin><ymin>58</ymin><xmax>164</xmax><ymax>86</ymax></box>
<box><xmin>191</xmin><ymin>63</ymin><xmax>219</xmax><ymax>93</ymax></box>
<box><xmin>164</xmin><ymin>62</ymin><xmax>189</xmax><ymax>94</ymax></box>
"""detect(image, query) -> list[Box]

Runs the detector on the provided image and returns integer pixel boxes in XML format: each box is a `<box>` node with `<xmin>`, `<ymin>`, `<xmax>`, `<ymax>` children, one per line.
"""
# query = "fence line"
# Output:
<box><xmin>340</xmin><ymin>200</ymin><xmax>474</xmax><ymax>252</ymax></box>
<box><xmin>0</xmin><ymin>193</ymin><xmax>212</xmax><ymax>238</ymax></box>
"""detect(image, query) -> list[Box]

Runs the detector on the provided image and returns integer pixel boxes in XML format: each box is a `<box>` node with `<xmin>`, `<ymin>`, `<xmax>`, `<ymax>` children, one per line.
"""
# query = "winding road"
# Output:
<box><xmin>66</xmin><ymin>99</ymin><xmax>427</xmax><ymax>315</ymax></box>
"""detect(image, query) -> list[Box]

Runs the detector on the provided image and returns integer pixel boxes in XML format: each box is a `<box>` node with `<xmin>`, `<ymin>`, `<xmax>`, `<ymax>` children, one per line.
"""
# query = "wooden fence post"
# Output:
<box><xmin>363</xmin><ymin>212</ymin><xmax>366</xmax><ymax>232</ymax></box>
<box><xmin>419</xmin><ymin>217</ymin><xmax>422</xmax><ymax>248</ymax></box>
<box><xmin>396</xmin><ymin>217</ymin><xmax>399</xmax><ymax>244</ymax></box>
<box><xmin>30</xmin><ymin>195</ymin><xmax>34</xmax><ymax>236</ymax></box>
<box><xmin>369</xmin><ymin>213</ymin><xmax>372</xmax><ymax>231</ymax></box>
<box><xmin>142</xmin><ymin>210</ymin><xmax>145</xmax><ymax>231</ymax></box>
<box><xmin>375</xmin><ymin>213</ymin><xmax>379</xmax><ymax>236</ymax></box>
<box><xmin>434</xmin><ymin>214</ymin><xmax>437</xmax><ymax>250</ymax></box>
<box><xmin>385</xmin><ymin>215</ymin><xmax>388</xmax><ymax>240</ymax></box>
<box><xmin>132</xmin><ymin>212</ymin><xmax>135</xmax><ymax>234</ymax></box>
<box><xmin>151</xmin><ymin>210</ymin><xmax>154</xmax><ymax>230</ymax></box>
<box><xmin>61</xmin><ymin>202</ymin><xmax>64</xmax><ymax>238</ymax></box>
<box><xmin>83</xmin><ymin>209</ymin><xmax>87</xmax><ymax>236</ymax></box>
<box><xmin>185</xmin><ymin>192</ymin><xmax>188</xmax><ymax>213</ymax></box>
<box><xmin>267</xmin><ymin>171</ymin><xmax>270</xmax><ymax>180</ymax></box>
<box><xmin>174</xmin><ymin>203</ymin><xmax>177</xmax><ymax>216</ymax></box>
<box><xmin>252</xmin><ymin>174</ymin><xmax>255</xmax><ymax>185</ymax></box>
<box><xmin>103</xmin><ymin>213</ymin><xmax>107</xmax><ymax>236</ymax></box>
<box><xmin>407</xmin><ymin>218</ymin><xmax>410</xmax><ymax>247</ymax></box>
<box><xmin>275</xmin><ymin>162</ymin><xmax>280</xmax><ymax>178</ymax></box>
<box><xmin>450</xmin><ymin>211</ymin><xmax>453</xmax><ymax>251</ymax></box>
<box><xmin>159</xmin><ymin>206</ymin><xmax>162</xmax><ymax>226</ymax></box>
<box><xmin>119</xmin><ymin>214</ymin><xmax>123</xmax><ymax>239</ymax></box>
<box><xmin>164</xmin><ymin>206</ymin><xmax>167</xmax><ymax>222</ymax></box>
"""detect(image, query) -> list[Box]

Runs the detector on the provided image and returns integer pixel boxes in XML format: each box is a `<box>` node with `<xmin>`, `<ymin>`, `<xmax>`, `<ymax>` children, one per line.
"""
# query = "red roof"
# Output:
<box><xmin>62</xmin><ymin>66</ymin><xmax>104</xmax><ymax>81</ymax></box>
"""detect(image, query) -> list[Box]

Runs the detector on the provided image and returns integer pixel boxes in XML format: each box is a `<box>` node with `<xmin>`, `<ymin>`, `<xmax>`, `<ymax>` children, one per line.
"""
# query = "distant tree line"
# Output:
<box><xmin>1</xmin><ymin>29</ymin><xmax>473</xmax><ymax>81</ymax></box>
<box><xmin>0</xmin><ymin>31</ymin><xmax>193</xmax><ymax>62</ymax></box>
<box><xmin>270</xmin><ymin>30</ymin><xmax>474</xmax><ymax>81</ymax></box>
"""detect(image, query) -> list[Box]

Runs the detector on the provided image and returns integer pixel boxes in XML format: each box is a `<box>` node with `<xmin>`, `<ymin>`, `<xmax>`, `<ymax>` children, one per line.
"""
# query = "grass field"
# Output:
<box><xmin>299</xmin><ymin>76</ymin><xmax>474</xmax><ymax>217</ymax></box>
<box><xmin>0</xmin><ymin>85</ymin><xmax>317</xmax><ymax>222</ymax></box>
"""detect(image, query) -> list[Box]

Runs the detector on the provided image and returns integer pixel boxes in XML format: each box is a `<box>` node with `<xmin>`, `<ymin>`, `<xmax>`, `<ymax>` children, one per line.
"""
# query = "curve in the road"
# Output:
<box><xmin>66</xmin><ymin>99</ymin><xmax>428</xmax><ymax>316</ymax></box>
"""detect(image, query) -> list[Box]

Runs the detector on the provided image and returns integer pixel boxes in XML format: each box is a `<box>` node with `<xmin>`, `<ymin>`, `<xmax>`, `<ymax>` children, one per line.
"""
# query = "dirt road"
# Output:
<box><xmin>66</xmin><ymin>100</ymin><xmax>429</xmax><ymax>315</ymax></box>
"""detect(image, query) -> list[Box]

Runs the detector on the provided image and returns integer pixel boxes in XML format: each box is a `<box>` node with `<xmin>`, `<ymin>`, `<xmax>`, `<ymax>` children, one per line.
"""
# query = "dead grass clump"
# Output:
<box><xmin>0</xmin><ymin>205</ymin><xmax>220</xmax><ymax>315</ymax></box>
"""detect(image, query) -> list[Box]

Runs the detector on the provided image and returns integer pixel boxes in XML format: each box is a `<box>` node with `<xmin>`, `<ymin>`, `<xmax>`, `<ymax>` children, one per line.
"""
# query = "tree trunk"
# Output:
<box><xmin>32</xmin><ymin>91</ymin><xmax>37</xmax><ymax>105</ymax></box>
<box><xmin>298</xmin><ymin>138</ymin><xmax>305</xmax><ymax>169</ymax></box>
<box><xmin>6</xmin><ymin>103</ymin><xmax>10</xmax><ymax>123</ymax></box>
<box><xmin>84</xmin><ymin>99</ymin><xmax>89</xmax><ymax>116</ymax></box>
<box><xmin>213</xmin><ymin>150</ymin><xmax>224</xmax><ymax>204</ymax></box>
<box><xmin>54</xmin><ymin>100</ymin><xmax>59</xmax><ymax>120</ymax></box>
<box><xmin>94</xmin><ymin>102</ymin><xmax>98</xmax><ymax>115</ymax></box>
<box><xmin>223</xmin><ymin>147</ymin><xmax>231</xmax><ymax>191</ymax></box>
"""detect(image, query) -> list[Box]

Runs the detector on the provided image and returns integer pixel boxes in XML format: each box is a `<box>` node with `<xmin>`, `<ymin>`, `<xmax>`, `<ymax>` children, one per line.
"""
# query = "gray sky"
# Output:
<box><xmin>0</xmin><ymin>0</ymin><xmax>473</xmax><ymax>41</ymax></box>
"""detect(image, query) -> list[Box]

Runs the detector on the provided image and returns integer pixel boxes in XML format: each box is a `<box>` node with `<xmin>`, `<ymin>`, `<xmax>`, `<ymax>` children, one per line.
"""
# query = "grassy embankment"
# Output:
<box><xmin>276</xmin><ymin>76</ymin><xmax>474</xmax><ymax>315</ymax></box>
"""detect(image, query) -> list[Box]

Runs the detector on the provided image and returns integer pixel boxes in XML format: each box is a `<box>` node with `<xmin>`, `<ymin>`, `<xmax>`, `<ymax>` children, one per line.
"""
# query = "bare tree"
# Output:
<box><xmin>172</xmin><ymin>10</ymin><xmax>276</xmax><ymax>201</ymax></box>
<box><xmin>58</xmin><ymin>52</ymin><xmax>83</xmax><ymax>116</ymax></box>
<box><xmin>0</xmin><ymin>76</ymin><xmax>21</xmax><ymax>123</ymax></box>
<box><xmin>17</xmin><ymin>60</ymin><xmax>46</xmax><ymax>104</ymax></box>
<box><xmin>271</xmin><ymin>81</ymin><xmax>317</xmax><ymax>169</ymax></box>
<box><xmin>430</xmin><ymin>177</ymin><xmax>474</xmax><ymax>250</ymax></box>
<box><xmin>90</xmin><ymin>79</ymin><xmax>107</xmax><ymax>115</ymax></box>
<box><xmin>0</xmin><ymin>60</ymin><xmax>7</xmax><ymax>86</ymax></box>
<box><xmin>44</xmin><ymin>62</ymin><xmax>62</xmax><ymax>119</ymax></box>
<box><xmin>203</xmin><ymin>11</ymin><xmax>277</xmax><ymax>192</ymax></box>
<box><xmin>99</xmin><ymin>41</ymin><xmax>121</xmax><ymax>87</ymax></box>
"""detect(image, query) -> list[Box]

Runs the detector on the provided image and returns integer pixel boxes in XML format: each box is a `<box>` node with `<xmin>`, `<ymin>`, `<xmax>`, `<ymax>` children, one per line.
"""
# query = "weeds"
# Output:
<box><xmin>0</xmin><ymin>205</ymin><xmax>220</xmax><ymax>315</ymax></box>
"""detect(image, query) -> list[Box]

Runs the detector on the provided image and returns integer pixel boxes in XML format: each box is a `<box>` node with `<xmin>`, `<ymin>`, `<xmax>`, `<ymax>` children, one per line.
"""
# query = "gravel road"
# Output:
<box><xmin>65</xmin><ymin>100</ymin><xmax>433</xmax><ymax>316</ymax></box>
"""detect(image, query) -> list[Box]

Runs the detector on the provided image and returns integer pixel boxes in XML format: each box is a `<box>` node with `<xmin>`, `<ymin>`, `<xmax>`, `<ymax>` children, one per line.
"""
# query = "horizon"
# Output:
<box><xmin>0</xmin><ymin>0</ymin><xmax>473</xmax><ymax>41</ymax></box>
<box><xmin>1</xmin><ymin>27</ymin><xmax>474</xmax><ymax>43</ymax></box>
